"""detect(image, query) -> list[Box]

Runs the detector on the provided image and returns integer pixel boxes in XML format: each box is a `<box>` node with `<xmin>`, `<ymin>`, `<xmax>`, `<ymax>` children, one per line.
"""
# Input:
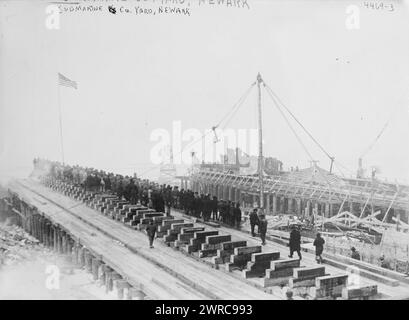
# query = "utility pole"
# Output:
<box><xmin>257</xmin><ymin>73</ymin><xmax>264</xmax><ymax>210</ymax></box>
<box><xmin>57</xmin><ymin>79</ymin><xmax>65</xmax><ymax>165</ymax></box>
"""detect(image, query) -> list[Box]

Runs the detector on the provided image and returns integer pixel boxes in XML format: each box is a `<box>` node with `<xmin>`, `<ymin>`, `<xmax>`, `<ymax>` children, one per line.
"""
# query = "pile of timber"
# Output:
<box><xmin>42</xmin><ymin>178</ymin><xmax>381</xmax><ymax>300</ymax></box>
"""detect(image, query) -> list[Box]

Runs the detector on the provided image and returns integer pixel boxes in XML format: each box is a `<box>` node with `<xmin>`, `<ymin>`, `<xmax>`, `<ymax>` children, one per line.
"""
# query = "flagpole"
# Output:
<box><xmin>57</xmin><ymin>74</ymin><xmax>65</xmax><ymax>165</ymax></box>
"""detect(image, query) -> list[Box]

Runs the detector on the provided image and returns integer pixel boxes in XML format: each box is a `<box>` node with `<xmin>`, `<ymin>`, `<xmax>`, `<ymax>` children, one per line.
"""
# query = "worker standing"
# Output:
<box><xmin>227</xmin><ymin>201</ymin><xmax>233</xmax><ymax>226</ymax></box>
<box><xmin>211</xmin><ymin>196</ymin><xmax>218</xmax><ymax>221</ymax></box>
<box><xmin>148</xmin><ymin>187</ymin><xmax>153</xmax><ymax>208</ymax></box>
<box><xmin>233</xmin><ymin>203</ymin><xmax>242</xmax><ymax>229</ymax></box>
<box><xmin>249</xmin><ymin>208</ymin><xmax>259</xmax><ymax>237</ymax></box>
<box><xmin>259</xmin><ymin>215</ymin><xmax>268</xmax><ymax>245</ymax></box>
<box><xmin>146</xmin><ymin>221</ymin><xmax>157</xmax><ymax>248</ymax></box>
<box><xmin>350</xmin><ymin>247</ymin><xmax>361</xmax><ymax>260</ymax></box>
<box><xmin>379</xmin><ymin>255</ymin><xmax>390</xmax><ymax>269</ymax></box>
<box><xmin>313</xmin><ymin>232</ymin><xmax>325</xmax><ymax>263</ymax></box>
<box><xmin>288</xmin><ymin>225</ymin><xmax>302</xmax><ymax>260</ymax></box>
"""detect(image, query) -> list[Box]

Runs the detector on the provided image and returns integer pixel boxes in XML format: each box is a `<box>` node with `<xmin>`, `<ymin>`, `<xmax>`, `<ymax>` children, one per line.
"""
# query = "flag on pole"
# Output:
<box><xmin>58</xmin><ymin>73</ymin><xmax>77</xmax><ymax>89</ymax></box>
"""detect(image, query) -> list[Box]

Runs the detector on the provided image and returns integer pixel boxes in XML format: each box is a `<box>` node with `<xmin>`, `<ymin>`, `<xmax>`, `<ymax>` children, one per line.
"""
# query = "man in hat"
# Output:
<box><xmin>288</xmin><ymin>225</ymin><xmax>302</xmax><ymax>260</ymax></box>
<box><xmin>146</xmin><ymin>220</ymin><xmax>157</xmax><ymax>248</ymax></box>
<box><xmin>313</xmin><ymin>232</ymin><xmax>325</xmax><ymax>263</ymax></box>
<box><xmin>218</xmin><ymin>199</ymin><xmax>225</xmax><ymax>222</ymax></box>
<box><xmin>249</xmin><ymin>208</ymin><xmax>260</xmax><ymax>237</ymax></box>
<box><xmin>379</xmin><ymin>255</ymin><xmax>390</xmax><ymax>269</ymax></box>
<box><xmin>211</xmin><ymin>196</ymin><xmax>218</xmax><ymax>221</ymax></box>
<box><xmin>233</xmin><ymin>202</ymin><xmax>242</xmax><ymax>229</ymax></box>
<box><xmin>202</xmin><ymin>194</ymin><xmax>211</xmax><ymax>222</ymax></box>
<box><xmin>351</xmin><ymin>247</ymin><xmax>361</xmax><ymax>260</ymax></box>
<box><xmin>259</xmin><ymin>214</ymin><xmax>268</xmax><ymax>245</ymax></box>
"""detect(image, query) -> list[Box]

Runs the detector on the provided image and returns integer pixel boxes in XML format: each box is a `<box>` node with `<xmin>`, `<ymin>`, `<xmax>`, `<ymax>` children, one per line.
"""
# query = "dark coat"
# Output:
<box><xmin>259</xmin><ymin>219</ymin><xmax>268</xmax><ymax>234</ymax></box>
<box><xmin>289</xmin><ymin>229</ymin><xmax>301</xmax><ymax>250</ymax></box>
<box><xmin>203</xmin><ymin>197</ymin><xmax>211</xmax><ymax>214</ymax></box>
<box><xmin>211</xmin><ymin>198</ymin><xmax>218</xmax><ymax>213</ymax></box>
<box><xmin>351</xmin><ymin>251</ymin><xmax>361</xmax><ymax>260</ymax></box>
<box><xmin>233</xmin><ymin>207</ymin><xmax>242</xmax><ymax>222</ymax></box>
<box><xmin>146</xmin><ymin>224</ymin><xmax>157</xmax><ymax>237</ymax></box>
<box><xmin>249</xmin><ymin>212</ymin><xmax>259</xmax><ymax>225</ymax></box>
<box><xmin>313</xmin><ymin>237</ymin><xmax>325</xmax><ymax>248</ymax></box>
<box><xmin>313</xmin><ymin>236</ymin><xmax>325</xmax><ymax>255</ymax></box>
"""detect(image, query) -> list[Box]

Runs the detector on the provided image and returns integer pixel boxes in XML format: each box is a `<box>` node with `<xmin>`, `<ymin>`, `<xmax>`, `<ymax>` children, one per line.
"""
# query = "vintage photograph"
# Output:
<box><xmin>1</xmin><ymin>0</ymin><xmax>409</xmax><ymax>304</ymax></box>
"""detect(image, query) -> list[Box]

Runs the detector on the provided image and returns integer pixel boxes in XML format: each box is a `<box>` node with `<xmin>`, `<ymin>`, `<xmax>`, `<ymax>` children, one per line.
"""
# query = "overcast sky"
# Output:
<box><xmin>1</xmin><ymin>0</ymin><xmax>409</xmax><ymax>183</ymax></box>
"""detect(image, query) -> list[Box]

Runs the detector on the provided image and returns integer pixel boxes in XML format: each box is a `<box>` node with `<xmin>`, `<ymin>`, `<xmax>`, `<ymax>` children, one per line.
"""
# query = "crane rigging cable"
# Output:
<box><xmin>264</xmin><ymin>84</ymin><xmax>334</xmax><ymax>161</ymax></box>
<box><xmin>138</xmin><ymin>81</ymin><xmax>256</xmax><ymax>177</ymax></box>
<box><xmin>359</xmin><ymin>97</ymin><xmax>403</xmax><ymax>160</ymax></box>
<box><xmin>214</xmin><ymin>82</ymin><xmax>256</xmax><ymax>130</ymax></box>
<box><xmin>263</xmin><ymin>84</ymin><xmax>356</xmax><ymax>176</ymax></box>
<box><xmin>263</xmin><ymin>85</ymin><xmax>315</xmax><ymax>160</ymax></box>
<box><xmin>360</xmin><ymin>116</ymin><xmax>392</xmax><ymax>158</ymax></box>
<box><xmin>359</xmin><ymin>120</ymin><xmax>390</xmax><ymax>159</ymax></box>
<box><xmin>263</xmin><ymin>83</ymin><xmax>344</xmax><ymax>203</ymax></box>
<box><xmin>220</xmin><ymin>89</ymin><xmax>253</xmax><ymax>130</ymax></box>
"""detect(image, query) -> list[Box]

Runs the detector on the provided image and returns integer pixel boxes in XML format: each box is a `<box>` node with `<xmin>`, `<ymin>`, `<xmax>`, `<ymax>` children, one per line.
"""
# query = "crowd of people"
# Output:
<box><xmin>33</xmin><ymin>158</ymin><xmax>243</xmax><ymax>229</ymax></box>
<box><xmin>32</xmin><ymin>159</ymin><xmax>335</xmax><ymax>257</ymax></box>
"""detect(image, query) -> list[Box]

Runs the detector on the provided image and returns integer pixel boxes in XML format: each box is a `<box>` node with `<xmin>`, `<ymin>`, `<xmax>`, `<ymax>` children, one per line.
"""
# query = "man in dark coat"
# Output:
<box><xmin>249</xmin><ymin>208</ymin><xmax>259</xmax><ymax>237</ymax></box>
<box><xmin>202</xmin><ymin>195</ymin><xmax>211</xmax><ymax>222</ymax></box>
<box><xmin>191</xmin><ymin>193</ymin><xmax>198</xmax><ymax>217</ymax></box>
<box><xmin>211</xmin><ymin>196</ymin><xmax>218</xmax><ymax>220</ymax></box>
<box><xmin>164</xmin><ymin>186</ymin><xmax>173</xmax><ymax>216</ymax></box>
<box><xmin>146</xmin><ymin>220</ymin><xmax>157</xmax><ymax>248</ymax></box>
<box><xmin>218</xmin><ymin>200</ymin><xmax>225</xmax><ymax>222</ymax></box>
<box><xmin>84</xmin><ymin>174</ymin><xmax>93</xmax><ymax>192</ymax></box>
<box><xmin>179</xmin><ymin>189</ymin><xmax>185</xmax><ymax>211</ymax></box>
<box><xmin>104</xmin><ymin>176</ymin><xmax>111</xmax><ymax>191</ymax></box>
<box><xmin>141</xmin><ymin>189</ymin><xmax>149</xmax><ymax>206</ymax></box>
<box><xmin>350</xmin><ymin>247</ymin><xmax>360</xmax><ymax>260</ymax></box>
<box><xmin>117</xmin><ymin>180</ymin><xmax>124</xmax><ymax>200</ymax></box>
<box><xmin>197</xmin><ymin>194</ymin><xmax>204</xmax><ymax>219</ymax></box>
<box><xmin>171</xmin><ymin>187</ymin><xmax>179</xmax><ymax>209</ymax></box>
<box><xmin>313</xmin><ymin>232</ymin><xmax>325</xmax><ymax>263</ymax></box>
<box><xmin>158</xmin><ymin>191</ymin><xmax>165</xmax><ymax>212</ymax></box>
<box><xmin>226</xmin><ymin>201</ymin><xmax>233</xmax><ymax>226</ymax></box>
<box><xmin>288</xmin><ymin>225</ymin><xmax>302</xmax><ymax>260</ymax></box>
<box><xmin>259</xmin><ymin>215</ymin><xmax>268</xmax><ymax>245</ymax></box>
<box><xmin>233</xmin><ymin>203</ymin><xmax>242</xmax><ymax>229</ymax></box>
<box><xmin>193</xmin><ymin>193</ymin><xmax>202</xmax><ymax>218</ymax></box>
<box><xmin>187</xmin><ymin>191</ymin><xmax>195</xmax><ymax>216</ymax></box>
<box><xmin>127</xmin><ymin>179</ymin><xmax>138</xmax><ymax>204</ymax></box>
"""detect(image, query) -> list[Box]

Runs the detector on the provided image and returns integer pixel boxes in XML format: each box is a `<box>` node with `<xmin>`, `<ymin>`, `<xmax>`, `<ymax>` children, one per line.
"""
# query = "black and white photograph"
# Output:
<box><xmin>1</xmin><ymin>0</ymin><xmax>409</xmax><ymax>307</ymax></box>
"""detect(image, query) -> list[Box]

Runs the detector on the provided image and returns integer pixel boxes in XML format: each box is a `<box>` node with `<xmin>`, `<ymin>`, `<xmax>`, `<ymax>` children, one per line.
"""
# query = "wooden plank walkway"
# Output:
<box><xmin>10</xmin><ymin>179</ymin><xmax>277</xmax><ymax>300</ymax></box>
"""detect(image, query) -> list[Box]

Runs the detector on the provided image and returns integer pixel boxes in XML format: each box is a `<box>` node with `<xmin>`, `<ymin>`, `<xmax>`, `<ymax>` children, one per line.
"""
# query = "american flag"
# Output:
<box><xmin>58</xmin><ymin>73</ymin><xmax>77</xmax><ymax>89</ymax></box>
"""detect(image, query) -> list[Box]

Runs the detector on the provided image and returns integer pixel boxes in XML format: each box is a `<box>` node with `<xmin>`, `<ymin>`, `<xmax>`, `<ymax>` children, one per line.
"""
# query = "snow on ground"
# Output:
<box><xmin>0</xmin><ymin>222</ymin><xmax>117</xmax><ymax>300</ymax></box>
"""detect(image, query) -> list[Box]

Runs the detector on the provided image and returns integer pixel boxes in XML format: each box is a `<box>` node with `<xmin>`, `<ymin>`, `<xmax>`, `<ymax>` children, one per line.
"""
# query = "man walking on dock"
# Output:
<box><xmin>233</xmin><ymin>203</ymin><xmax>242</xmax><ymax>229</ymax></box>
<box><xmin>313</xmin><ymin>232</ymin><xmax>325</xmax><ymax>263</ymax></box>
<box><xmin>146</xmin><ymin>221</ymin><xmax>157</xmax><ymax>248</ymax></box>
<box><xmin>259</xmin><ymin>215</ymin><xmax>267</xmax><ymax>245</ymax></box>
<box><xmin>249</xmin><ymin>208</ymin><xmax>259</xmax><ymax>237</ymax></box>
<box><xmin>288</xmin><ymin>225</ymin><xmax>302</xmax><ymax>260</ymax></box>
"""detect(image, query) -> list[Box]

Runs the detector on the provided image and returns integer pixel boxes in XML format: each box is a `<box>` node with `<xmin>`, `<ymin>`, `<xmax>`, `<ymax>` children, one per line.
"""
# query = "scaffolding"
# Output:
<box><xmin>191</xmin><ymin>167</ymin><xmax>409</xmax><ymax>212</ymax></box>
